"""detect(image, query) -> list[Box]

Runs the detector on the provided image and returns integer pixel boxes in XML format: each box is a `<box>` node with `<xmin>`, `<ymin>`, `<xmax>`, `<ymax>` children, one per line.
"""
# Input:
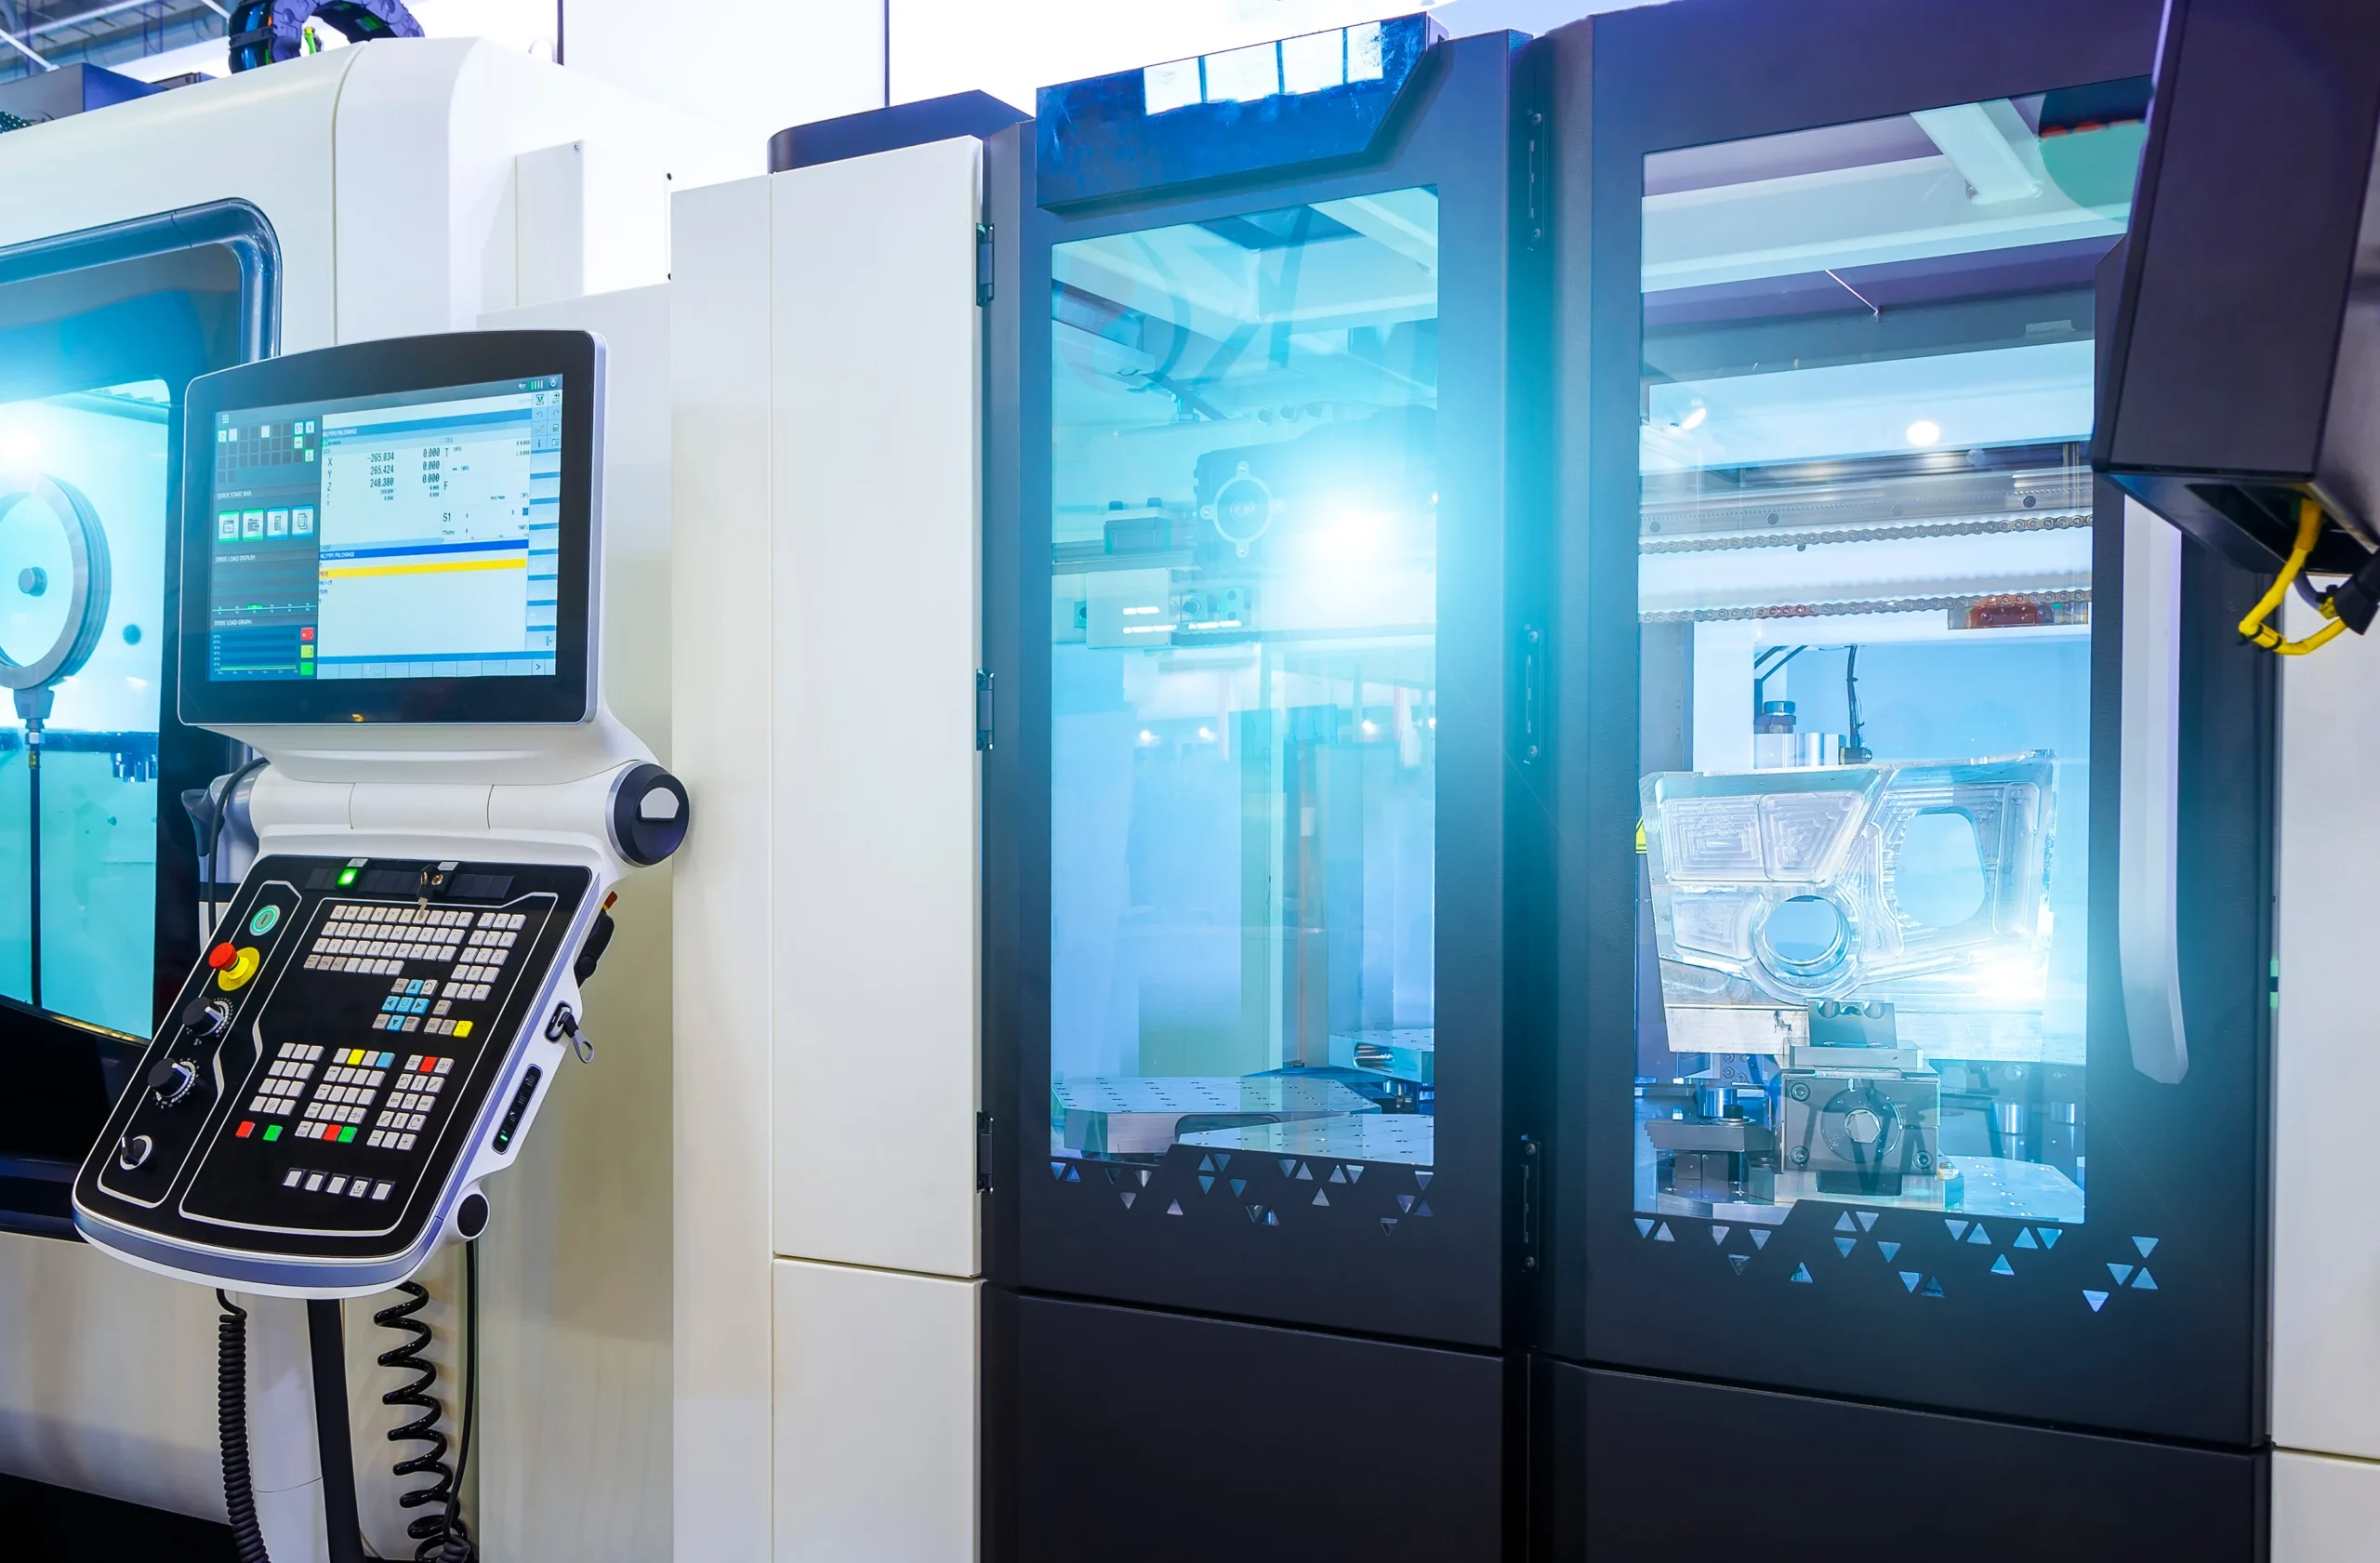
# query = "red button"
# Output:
<box><xmin>236</xmin><ymin>1120</ymin><xmax>254</xmax><ymax>1138</ymax></box>
<box><xmin>207</xmin><ymin>943</ymin><xmax>237</xmax><ymax>971</ymax></box>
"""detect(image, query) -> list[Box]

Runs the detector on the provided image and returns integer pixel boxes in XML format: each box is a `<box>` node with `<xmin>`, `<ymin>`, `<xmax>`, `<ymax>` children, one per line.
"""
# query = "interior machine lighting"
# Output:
<box><xmin>1679</xmin><ymin>402</ymin><xmax>1709</xmax><ymax>431</ymax></box>
<box><xmin>1905</xmin><ymin>418</ymin><xmax>1943</xmax><ymax>447</ymax></box>
<box><xmin>0</xmin><ymin>432</ymin><xmax>38</xmax><ymax>465</ymax></box>
<box><xmin>1361</xmin><ymin>720</ymin><xmax>1379</xmax><ymax>735</ymax></box>
<box><xmin>1197</xmin><ymin>726</ymin><xmax>1214</xmax><ymax>742</ymax></box>
<box><xmin>1137</xmin><ymin>729</ymin><xmax>1158</xmax><ymax>747</ymax></box>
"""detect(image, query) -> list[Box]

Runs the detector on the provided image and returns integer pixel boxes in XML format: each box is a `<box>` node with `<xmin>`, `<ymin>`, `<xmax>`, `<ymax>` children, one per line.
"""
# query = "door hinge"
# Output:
<box><xmin>1525</xmin><ymin>109</ymin><xmax>1546</xmax><ymax>250</ymax></box>
<box><xmin>1520</xmin><ymin>1135</ymin><xmax>1540</xmax><ymax>1270</ymax></box>
<box><xmin>1521</xmin><ymin>624</ymin><xmax>1545</xmax><ymax>764</ymax></box>
<box><xmin>976</xmin><ymin>1112</ymin><xmax>996</xmax><ymax>1191</ymax></box>
<box><xmin>975</xmin><ymin>668</ymin><xmax>995</xmax><ymax>750</ymax></box>
<box><xmin>975</xmin><ymin>222</ymin><xmax>995</xmax><ymax>306</ymax></box>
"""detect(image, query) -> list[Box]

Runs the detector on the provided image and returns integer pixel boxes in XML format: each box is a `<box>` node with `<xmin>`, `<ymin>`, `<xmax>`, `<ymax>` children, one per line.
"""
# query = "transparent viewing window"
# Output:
<box><xmin>1634</xmin><ymin>95</ymin><xmax>2144</xmax><ymax>1229</ymax></box>
<box><xmin>1050</xmin><ymin>189</ymin><xmax>1440</xmax><ymax>1177</ymax></box>
<box><xmin>0</xmin><ymin>380</ymin><xmax>170</xmax><ymax>1038</ymax></box>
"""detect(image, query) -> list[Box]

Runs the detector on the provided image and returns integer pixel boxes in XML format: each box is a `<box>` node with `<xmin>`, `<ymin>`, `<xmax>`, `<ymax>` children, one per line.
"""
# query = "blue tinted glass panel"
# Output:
<box><xmin>1051</xmin><ymin>190</ymin><xmax>1441</xmax><ymax>1174</ymax></box>
<box><xmin>0</xmin><ymin>379</ymin><xmax>167</xmax><ymax>1037</ymax></box>
<box><xmin>1634</xmin><ymin>100</ymin><xmax>2142</xmax><ymax>1232</ymax></box>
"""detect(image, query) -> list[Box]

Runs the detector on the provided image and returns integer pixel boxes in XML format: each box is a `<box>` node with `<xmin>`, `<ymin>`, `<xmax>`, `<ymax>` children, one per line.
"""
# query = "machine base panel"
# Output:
<box><xmin>1538</xmin><ymin>1359</ymin><xmax>2267</xmax><ymax>1560</ymax></box>
<box><xmin>996</xmin><ymin>1292</ymin><xmax>1504</xmax><ymax>1563</ymax></box>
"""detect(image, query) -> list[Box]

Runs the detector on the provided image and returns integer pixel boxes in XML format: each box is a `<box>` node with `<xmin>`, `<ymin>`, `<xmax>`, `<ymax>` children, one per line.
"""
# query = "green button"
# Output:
<box><xmin>264</xmin><ymin>1125</ymin><xmax>281</xmax><ymax>1141</ymax></box>
<box><xmin>339</xmin><ymin>1126</ymin><xmax>357</xmax><ymax>1143</ymax></box>
<box><xmin>248</xmin><ymin>904</ymin><xmax>281</xmax><ymax>935</ymax></box>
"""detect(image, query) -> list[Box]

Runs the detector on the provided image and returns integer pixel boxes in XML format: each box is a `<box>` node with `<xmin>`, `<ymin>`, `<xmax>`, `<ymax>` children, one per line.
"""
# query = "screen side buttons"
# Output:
<box><xmin>492</xmin><ymin>1066</ymin><xmax>542</xmax><ymax>1153</ymax></box>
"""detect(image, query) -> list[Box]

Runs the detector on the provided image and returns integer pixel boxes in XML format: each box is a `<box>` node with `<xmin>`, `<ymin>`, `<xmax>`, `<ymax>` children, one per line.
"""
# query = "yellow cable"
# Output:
<box><xmin>2239</xmin><ymin>497</ymin><xmax>2348</xmax><ymax>656</ymax></box>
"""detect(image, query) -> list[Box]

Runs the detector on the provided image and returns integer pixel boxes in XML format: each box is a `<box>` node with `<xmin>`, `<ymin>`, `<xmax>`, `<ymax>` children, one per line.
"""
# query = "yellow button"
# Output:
<box><xmin>215</xmin><ymin>946</ymin><xmax>263</xmax><ymax>991</ymax></box>
<box><xmin>454</xmin><ymin>1020</ymin><xmax>472</xmax><ymax>1039</ymax></box>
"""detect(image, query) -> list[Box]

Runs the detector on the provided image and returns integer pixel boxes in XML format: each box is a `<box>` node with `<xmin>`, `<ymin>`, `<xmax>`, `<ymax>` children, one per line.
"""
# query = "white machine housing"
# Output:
<box><xmin>0</xmin><ymin>37</ymin><xmax>741</xmax><ymax>1558</ymax></box>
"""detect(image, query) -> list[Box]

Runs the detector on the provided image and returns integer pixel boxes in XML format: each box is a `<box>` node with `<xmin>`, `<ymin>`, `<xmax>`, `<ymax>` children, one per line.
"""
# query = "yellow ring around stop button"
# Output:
<box><xmin>217</xmin><ymin>947</ymin><xmax>263</xmax><ymax>991</ymax></box>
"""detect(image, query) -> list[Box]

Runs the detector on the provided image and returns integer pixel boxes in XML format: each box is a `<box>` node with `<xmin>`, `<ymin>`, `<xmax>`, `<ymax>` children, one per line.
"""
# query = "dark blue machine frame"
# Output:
<box><xmin>981</xmin><ymin>23</ymin><xmax>1538</xmax><ymax>1563</ymax></box>
<box><xmin>1535</xmin><ymin>0</ymin><xmax>2274</xmax><ymax>1547</ymax></box>
<box><xmin>0</xmin><ymin>200</ymin><xmax>274</xmax><ymax>1237</ymax></box>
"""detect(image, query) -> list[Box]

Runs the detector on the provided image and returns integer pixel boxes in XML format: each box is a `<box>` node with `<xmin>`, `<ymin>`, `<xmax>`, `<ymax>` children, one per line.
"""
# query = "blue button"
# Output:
<box><xmin>380</xmin><ymin>998</ymin><xmax>400</xmax><ymax>1013</ymax></box>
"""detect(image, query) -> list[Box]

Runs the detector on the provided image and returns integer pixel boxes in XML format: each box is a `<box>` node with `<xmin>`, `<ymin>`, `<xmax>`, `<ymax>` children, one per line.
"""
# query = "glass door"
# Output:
<box><xmin>991</xmin><ymin>21</ymin><xmax>1521</xmax><ymax>1346</ymax></box>
<box><xmin>1559</xmin><ymin>30</ymin><xmax>2276</xmax><ymax>1448</ymax></box>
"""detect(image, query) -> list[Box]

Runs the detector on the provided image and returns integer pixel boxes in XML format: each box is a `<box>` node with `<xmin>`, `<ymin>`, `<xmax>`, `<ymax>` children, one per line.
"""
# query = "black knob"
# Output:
<box><xmin>181</xmin><ymin>998</ymin><xmax>231</xmax><ymax>1038</ymax></box>
<box><xmin>116</xmin><ymin>1133</ymin><xmax>152</xmax><ymax>1170</ymax></box>
<box><xmin>148</xmin><ymin>1057</ymin><xmax>198</xmax><ymax>1106</ymax></box>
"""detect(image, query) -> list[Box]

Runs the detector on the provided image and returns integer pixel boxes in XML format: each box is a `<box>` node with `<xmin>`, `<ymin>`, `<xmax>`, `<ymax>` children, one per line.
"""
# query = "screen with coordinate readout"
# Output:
<box><xmin>203</xmin><ymin>377</ymin><xmax>564</xmax><ymax>684</ymax></box>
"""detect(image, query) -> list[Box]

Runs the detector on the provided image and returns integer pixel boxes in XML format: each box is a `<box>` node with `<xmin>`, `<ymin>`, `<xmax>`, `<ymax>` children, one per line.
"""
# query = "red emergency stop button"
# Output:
<box><xmin>207</xmin><ymin>943</ymin><xmax>237</xmax><ymax>971</ymax></box>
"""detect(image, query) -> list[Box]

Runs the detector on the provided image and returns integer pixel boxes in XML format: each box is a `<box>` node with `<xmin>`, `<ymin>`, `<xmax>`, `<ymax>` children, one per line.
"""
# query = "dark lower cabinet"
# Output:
<box><xmin>1534</xmin><ymin>1359</ymin><xmax>2268</xmax><ymax>1561</ymax></box>
<box><xmin>999</xmin><ymin>1293</ymin><xmax>1506</xmax><ymax>1563</ymax></box>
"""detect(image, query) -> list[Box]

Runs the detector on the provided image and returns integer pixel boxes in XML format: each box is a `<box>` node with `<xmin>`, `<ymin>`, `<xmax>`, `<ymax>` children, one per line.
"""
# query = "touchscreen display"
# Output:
<box><xmin>204</xmin><ymin>377</ymin><xmax>563</xmax><ymax>684</ymax></box>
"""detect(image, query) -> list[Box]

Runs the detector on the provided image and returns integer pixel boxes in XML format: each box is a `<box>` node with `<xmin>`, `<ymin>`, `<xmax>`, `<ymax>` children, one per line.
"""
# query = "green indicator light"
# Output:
<box><xmin>337</xmin><ymin>868</ymin><xmax>358</xmax><ymax>886</ymax></box>
<box><xmin>264</xmin><ymin>1125</ymin><xmax>281</xmax><ymax>1141</ymax></box>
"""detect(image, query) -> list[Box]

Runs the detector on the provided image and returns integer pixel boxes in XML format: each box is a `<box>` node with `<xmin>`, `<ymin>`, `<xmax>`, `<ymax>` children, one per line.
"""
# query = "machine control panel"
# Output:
<box><xmin>73</xmin><ymin>854</ymin><xmax>590</xmax><ymax>1267</ymax></box>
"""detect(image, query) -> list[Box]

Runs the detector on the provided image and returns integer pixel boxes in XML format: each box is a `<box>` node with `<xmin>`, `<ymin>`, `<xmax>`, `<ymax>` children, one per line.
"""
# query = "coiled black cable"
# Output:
<box><xmin>376</xmin><ymin>1278</ymin><xmax>474</xmax><ymax>1561</ymax></box>
<box><xmin>217</xmin><ymin>1290</ymin><xmax>272</xmax><ymax>1563</ymax></box>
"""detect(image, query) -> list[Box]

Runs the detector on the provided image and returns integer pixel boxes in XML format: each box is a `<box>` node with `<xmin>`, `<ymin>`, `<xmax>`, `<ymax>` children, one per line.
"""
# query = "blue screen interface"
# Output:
<box><xmin>205</xmin><ymin>376</ymin><xmax>562</xmax><ymax>683</ymax></box>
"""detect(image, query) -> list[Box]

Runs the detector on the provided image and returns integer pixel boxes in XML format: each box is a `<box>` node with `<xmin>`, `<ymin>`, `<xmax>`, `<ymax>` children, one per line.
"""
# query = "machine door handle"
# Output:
<box><xmin>2119</xmin><ymin>497</ymin><xmax>2188</xmax><ymax>1083</ymax></box>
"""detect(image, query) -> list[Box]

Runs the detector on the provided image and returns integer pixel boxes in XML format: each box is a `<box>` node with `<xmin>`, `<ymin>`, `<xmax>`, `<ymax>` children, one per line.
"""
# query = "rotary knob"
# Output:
<box><xmin>116</xmin><ymin>1134</ymin><xmax>153</xmax><ymax>1171</ymax></box>
<box><xmin>147</xmin><ymin>1057</ymin><xmax>199</xmax><ymax>1107</ymax></box>
<box><xmin>181</xmin><ymin>998</ymin><xmax>232</xmax><ymax>1039</ymax></box>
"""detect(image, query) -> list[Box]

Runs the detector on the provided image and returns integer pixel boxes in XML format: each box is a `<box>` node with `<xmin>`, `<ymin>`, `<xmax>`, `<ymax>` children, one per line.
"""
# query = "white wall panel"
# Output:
<box><xmin>2275</xmin><ymin>1450</ymin><xmax>2380</xmax><ymax>1563</ymax></box>
<box><xmin>2274</xmin><ymin>600</ymin><xmax>2380</xmax><ymax>1464</ymax></box>
<box><xmin>768</xmin><ymin>137</ymin><xmax>983</xmax><ymax>1281</ymax></box>
<box><xmin>669</xmin><ymin>173</ymin><xmax>780</xmax><ymax>1563</ymax></box>
<box><xmin>772</xmin><ymin>1259</ymin><xmax>978</xmax><ymax>1563</ymax></box>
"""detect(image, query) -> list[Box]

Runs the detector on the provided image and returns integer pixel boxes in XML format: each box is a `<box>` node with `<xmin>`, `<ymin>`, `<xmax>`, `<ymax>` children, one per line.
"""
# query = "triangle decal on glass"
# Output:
<box><xmin>1278</xmin><ymin>1159</ymin><xmax>1299</xmax><ymax>1177</ymax></box>
<box><xmin>2108</xmin><ymin>1264</ymin><xmax>2134</xmax><ymax>1285</ymax></box>
<box><xmin>1166</xmin><ymin>1199</ymin><xmax>1183</xmax><ymax>1215</ymax></box>
<box><xmin>1967</xmin><ymin>1225</ymin><xmax>1991</xmax><ymax>1246</ymax></box>
<box><xmin>1296</xmin><ymin>1163</ymin><xmax>1315</xmax><ymax>1182</ymax></box>
<box><xmin>1381</xmin><ymin>1217</ymin><xmax>1398</xmax><ymax>1234</ymax></box>
<box><xmin>1313</xmin><ymin>1190</ymin><xmax>1330</xmax><ymax>1207</ymax></box>
<box><xmin>1248</xmin><ymin>1205</ymin><xmax>1265</xmax><ymax>1223</ymax></box>
<box><xmin>1900</xmin><ymin>1271</ymin><xmax>1923</xmax><ymax>1292</ymax></box>
<box><xmin>2083</xmin><ymin>1290</ymin><xmax>2109</xmax><ymax>1313</ymax></box>
<box><xmin>1946</xmin><ymin>1220</ymin><xmax>1970</xmax><ymax>1241</ymax></box>
<box><xmin>1920</xmin><ymin>1277</ymin><xmax>1945</xmax><ymax>1298</ymax></box>
<box><xmin>1990</xmin><ymin>1253</ymin><xmax>2015</xmax><ymax>1277</ymax></box>
<box><xmin>1230</xmin><ymin>1178</ymin><xmax>1248</xmax><ymax>1196</ymax></box>
<box><xmin>1198</xmin><ymin>1175</ymin><xmax>1214</xmax><ymax>1194</ymax></box>
<box><xmin>1790</xmin><ymin>1263</ymin><xmax>1814</xmax><ymax>1284</ymax></box>
<box><xmin>1834</xmin><ymin>1212</ymin><xmax>1857</xmax><ymax>1233</ymax></box>
<box><xmin>1105</xmin><ymin>1167</ymin><xmax>1122</xmax><ymax>1185</ymax></box>
<box><xmin>1344</xmin><ymin>1165</ymin><xmax>1363</xmax><ymax>1183</ymax></box>
<box><xmin>1199</xmin><ymin>1156</ymin><xmax>1217</xmax><ymax>1173</ymax></box>
<box><xmin>2134</xmin><ymin>1236</ymin><xmax>2159</xmax><ymax>1258</ymax></box>
<box><xmin>2133</xmin><ymin>1269</ymin><xmax>2158</xmax><ymax>1291</ymax></box>
<box><xmin>1329</xmin><ymin>1166</ymin><xmax>1349</xmax><ymax>1185</ymax></box>
<box><xmin>1417</xmin><ymin>1201</ymin><xmax>1434</xmax><ymax>1218</ymax></box>
<box><xmin>1653</xmin><ymin>1221</ymin><xmax>1673</xmax><ymax>1241</ymax></box>
<box><xmin>1751</xmin><ymin>1230</ymin><xmax>1771</xmax><ymax>1249</ymax></box>
<box><xmin>1878</xmin><ymin>1241</ymin><xmax>1901</xmax><ymax>1262</ymax></box>
<box><xmin>1265</xmin><ymin>1211</ymin><xmax>1278</xmax><ymax>1225</ymax></box>
<box><xmin>1213</xmin><ymin>1154</ymin><xmax>1231</xmax><ymax>1170</ymax></box>
<box><xmin>1051</xmin><ymin>1161</ymin><xmax>1068</xmax><ymax>1180</ymax></box>
<box><xmin>1728</xmin><ymin>1254</ymin><xmax>1752</xmax><ymax>1276</ymax></box>
<box><xmin>1415</xmin><ymin>1172</ymin><xmax>1435</xmax><ymax>1190</ymax></box>
<box><xmin>1712</xmin><ymin>1225</ymin><xmax>1731</xmax><ymax>1245</ymax></box>
<box><xmin>1137</xmin><ymin>1169</ymin><xmax>1152</xmax><ymax>1186</ymax></box>
<box><xmin>1412</xmin><ymin>1196</ymin><xmax>1426</xmax><ymax>1216</ymax></box>
<box><xmin>2014</xmin><ymin>1229</ymin><xmax>2038</xmax><ymax>1250</ymax></box>
<box><xmin>1065</xmin><ymin>1166</ymin><xmax>1080</xmax><ymax>1182</ymax></box>
<box><xmin>1856</xmin><ymin>1212</ymin><xmax>1879</xmax><ymax>1231</ymax></box>
<box><xmin>1835</xmin><ymin>1238</ymin><xmax>1857</xmax><ymax>1258</ymax></box>
<box><xmin>1119</xmin><ymin>1191</ymin><xmax>1136</xmax><ymax>1209</ymax></box>
<box><xmin>2039</xmin><ymin>1228</ymin><xmax>2061</xmax><ymax>1249</ymax></box>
